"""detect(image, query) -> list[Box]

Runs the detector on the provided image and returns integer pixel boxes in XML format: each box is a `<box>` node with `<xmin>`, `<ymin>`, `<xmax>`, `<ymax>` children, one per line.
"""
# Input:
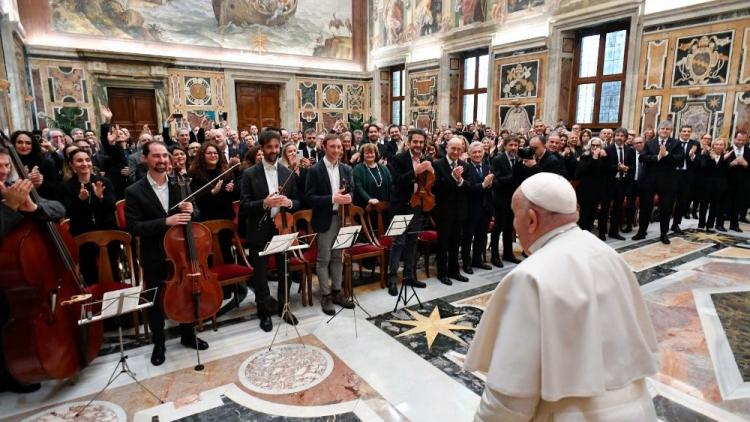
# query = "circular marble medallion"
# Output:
<box><xmin>21</xmin><ymin>400</ymin><xmax>126</xmax><ymax>422</ymax></box>
<box><xmin>238</xmin><ymin>344</ymin><xmax>334</xmax><ymax>395</ymax></box>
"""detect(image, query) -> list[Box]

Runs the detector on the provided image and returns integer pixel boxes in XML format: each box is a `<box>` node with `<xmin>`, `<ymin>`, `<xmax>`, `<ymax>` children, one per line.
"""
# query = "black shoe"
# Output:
<box><xmin>598</xmin><ymin>234</ymin><xmax>607</xmax><ymax>241</ymax></box>
<box><xmin>473</xmin><ymin>262</ymin><xmax>492</xmax><ymax>270</ymax></box>
<box><xmin>622</xmin><ymin>225</ymin><xmax>633</xmax><ymax>234</ymax></box>
<box><xmin>697</xmin><ymin>225</ymin><xmax>705</xmax><ymax>230</ymax></box>
<box><xmin>405</xmin><ymin>279</ymin><xmax>427</xmax><ymax>288</ymax></box>
<box><xmin>6</xmin><ymin>381</ymin><xmax>41</xmax><ymax>394</ymax></box>
<box><xmin>490</xmin><ymin>257</ymin><xmax>504</xmax><ymax>268</ymax></box>
<box><xmin>716</xmin><ymin>226</ymin><xmax>727</xmax><ymax>232</ymax></box>
<box><xmin>632</xmin><ymin>233</ymin><xmax>646</xmax><ymax>241</ymax></box>
<box><xmin>387</xmin><ymin>283</ymin><xmax>398</xmax><ymax>296</ymax></box>
<box><xmin>259</xmin><ymin>316</ymin><xmax>273</xmax><ymax>332</ymax></box>
<box><xmin>333</xmin><ymin>292</ymin><xmax>355</xmax><ymax>309</ymax></box>
<box><xmin>181</xmin><ymin>336</ymin><xmax>209</xmax><ymax>351</ymax></box>
<box><xmin>671</xmin><ymin>225</ymin><xmax>684</xmax><ymax>235</ymax></box>
<box><xmin>438</xmin><ymin>277</ymin><xmax>453</xmax><ymax>286</ymax></box>
<box><xmin>705</xmin><ymin>228</ymin><xmax>715</xmax><ymax>233</ymax></box>
<box><xmin>660</xmin><ymin>235</ymin><xmax>671</xmax><ymax>245</ymax></box>
<box><xmin>150</xmin><ymin>343</ymin><xmax>166</xmax><ymax>366</ymax></box>
<box><xmin>449</xmin><ymin>273</ymin><xmax>469</xmax><ymax>282</ymax></box>
<box><xmin>730</xmin><ymin>225</ymin><xmax>743</xmax><ymax>233</ymax></box>
<box><xmin>281</xmin><ymin>311</ymin><xmax>299</xmax><ymax>326</ymax></box>
<box><xmin>321</xmin><ymin>295</ymin><xmax>336</xmax><ymax>315</ymax></box>
<box><xmin>609</xmin><ymin>233</ymin><xmax>625</xmax><ymax>241</ymax></box>
<box><xmin>503</xmin><ymin>255</ymin><xmax>522</xmax><ymax>264</ymax></box>
<box><xmin>462</xmin><ymin>266</ymin><xmax>474</xmax><ymax>275</ymax></box>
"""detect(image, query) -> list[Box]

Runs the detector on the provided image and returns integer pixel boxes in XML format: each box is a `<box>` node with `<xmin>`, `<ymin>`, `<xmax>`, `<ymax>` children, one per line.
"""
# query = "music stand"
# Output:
<box><xmin>326</xmin><ymin>225</ymin><xmax>370</xmax><ymax>336</ymax></box>
<box><xmin>384</xmin><ymin>214</ymin><xmax>425</xmax><ymax>311</ymax></box>
<box><xmin>259</xmin><ymin>233</ymin><xmax>315</xmax><ymax>350</ymax></box>
<box><xmin>76</xmin><ymin>286</ymin><xmax>162</xmax><ymax>416</ymax></box>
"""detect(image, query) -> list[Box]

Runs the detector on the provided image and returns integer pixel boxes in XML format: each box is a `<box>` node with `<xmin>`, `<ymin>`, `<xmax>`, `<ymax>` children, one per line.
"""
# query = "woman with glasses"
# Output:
<box><xmin>576</xmin><ymin>137</ymin><xmax>609</xmax><ymax>233</ymax></box>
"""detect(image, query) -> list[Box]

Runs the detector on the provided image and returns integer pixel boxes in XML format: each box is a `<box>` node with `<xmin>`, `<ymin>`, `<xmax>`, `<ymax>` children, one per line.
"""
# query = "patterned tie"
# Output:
<box><xmin>475</xmin><ymin>164</ymin><xmax>482</xmax><ymax>177</ymax></box>
<box><xmin>450</xmin><ymin>161</ymin><xmax>456</xmax><ymax>170</ymax></box>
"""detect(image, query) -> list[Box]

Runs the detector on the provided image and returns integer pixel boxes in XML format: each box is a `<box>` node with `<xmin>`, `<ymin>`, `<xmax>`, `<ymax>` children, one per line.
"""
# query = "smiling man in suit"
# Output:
<box><xmin>671</xmin><ymin>125</ymin><xmax>700</xmax><ymax>234</ymax></box>
<box><xmin>433</xmin><ymin>137</ymin><xmax>472</xmax><ymax>285</ymax></box>
<box><xmin>305</xmin><ymin>133</ymin><xmax>355</xmax><ymax>315</ymax></box>
<box><xmin>722</xmin><ymin>130</ymin><xmax>750</xmax><ymax>232</ymax></box>
<box><xmin>600</xmin><ymin>128</ymin><xmax>635</xmax><ymax>241</ymax></box>
<box><xmin>633</xmin><ymin>120</ymin><xmax>684</xmax><ymax>244</ymax></box>
<box><xmin>490</xmin><ymin>136</ymin><xmax>522</xmax><ymax>266</ymax></box>
<box><xmin>125</xmin><ymin>141</ymin><xmax>208</xmax><ymax>366</ymax></box>
<box><xmin>240</xmin><ymin>130</ymin><xmax>300</xmax><ymax>332</ymax></box>
<box><xmin>461</xmin><ymin>141</ymin><xmax>495</xmax><ymax>274</ymax></box>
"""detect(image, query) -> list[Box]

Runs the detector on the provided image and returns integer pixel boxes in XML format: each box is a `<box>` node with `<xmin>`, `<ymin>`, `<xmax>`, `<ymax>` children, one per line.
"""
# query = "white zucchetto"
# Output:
<box><xmin>519</xmin><ymin>172</ymin><xmax>577</xmax><ymax>214</ymax></box>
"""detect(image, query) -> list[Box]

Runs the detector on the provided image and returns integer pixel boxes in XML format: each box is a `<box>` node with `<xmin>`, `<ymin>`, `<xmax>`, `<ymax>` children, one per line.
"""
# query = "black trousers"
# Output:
<box><xmin>699</xmin><ymin>187</ymin><xmax>726</xmax><ymax>229</ymax></box>
<box><xmin>461</xmin><ymin>207</ymin><xmax>491</xmax><ymax>266</ymax></box>
<box><xmin>636</xmin><ymin>183</ymin><xmax>655</xmax><ymax>235</ymax></box>
<box><xmin>490</xmin><ymin>205</ymin><xmax>515</xmax><ymax>259</ymax></box>
<box><xmin>436</xmin><ymin>215</ymin><xmax>463</xmax><ymax>278</ymax></box>
<box><xmin>651</xmin><ymin>175</ymin><xmax>677</xmax><ymax>236</ymax></box>
<box><xmin>722</xmin><ymin>182</ymin><xmax>748</xmax><ymax>228</ymax></box>
<box><xmin>672</xmin><ymin>170</ymin><xmax>692</xmax><ymax>226</ymax></box>
<box><xmin>78</xmin><ymin>242</ymin><xmax>122</xmax><ymax>285</ymax></box>
<box><xmin>248</xmin><ymin>249</ymin><xmax>289</xmax><ymax>317</ymax></box>
<box><xmin>599</xmin><ymin>179</ymin><xmax>628</xmax><ymax>235</ymax></box>
<box><xmin>625</xmin><ymin>182</ymin><xmax>641</xmax><ymax>227</ymax></box>
<box><xmin>578</xmin><ymin>196</ymin><xmax>603</xmax><ymax>231</ymax></box>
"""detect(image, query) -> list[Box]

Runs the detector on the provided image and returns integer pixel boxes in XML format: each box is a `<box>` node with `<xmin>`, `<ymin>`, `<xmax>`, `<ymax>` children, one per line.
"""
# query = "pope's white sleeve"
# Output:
<box><xmin>474</xmin><ymin>387</ymin><xmax>538</xmax><ymax>422</ymax></box>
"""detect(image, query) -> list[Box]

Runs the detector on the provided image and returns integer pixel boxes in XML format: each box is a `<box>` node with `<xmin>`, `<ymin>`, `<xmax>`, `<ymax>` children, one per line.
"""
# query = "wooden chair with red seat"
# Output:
<box><xmin>73</xmin><ymin>229</ymin><xmax>149</xmax><ymax>340</ymax></box>
<box><xmin>417</xmin><ymin>218</ymin><xmax>438</xmax><ymax>278</ymax></box>
<box><xmin>292</xmin><ymin>209</ymin><xmax>316</xmax><ymax>307</ymax></box>
<box><xmin>200</xmin><ymin>219</ymin><xmax>254</xmax><ymax>330</ymax></box>
<box><xmin>231</xmin><ymin>200</ymin><xmax>247</xmax><ymax>245</ymax></box>
<box><xmin>343</xmin><ymin>205</ymin><xmax>388</xmax><ymax>295</ymax></box>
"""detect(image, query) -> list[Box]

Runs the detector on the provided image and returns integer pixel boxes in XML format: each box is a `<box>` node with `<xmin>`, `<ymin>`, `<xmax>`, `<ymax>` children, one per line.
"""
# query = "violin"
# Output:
<box><xmin>273</xmin><ymin>174</ymin><xmax>296</xmax><ymax>235</ymax></box>
<box><xmin>161</xmin><ymin>174</ymin><xmax>223</xmax><ymax>324</ymax></box>
<box><xmin>410</xmin><ymin>156</ymin><xmax>436</xmax><ymax>211</ymax></box>
<box><xmin>0</xmin><ymin>131</ymin><xmax>103</xmax><ymax>384</ymax></box>
<box><xmin>339</xmin><ymin>179</ymin><xmax>353</xmax><ymax>227</ymax></box>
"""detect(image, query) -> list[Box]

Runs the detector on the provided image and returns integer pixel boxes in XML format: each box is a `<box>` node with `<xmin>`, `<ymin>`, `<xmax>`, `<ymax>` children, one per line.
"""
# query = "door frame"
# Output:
<box><xmin>225</xmin><ymin>70</ymin><xmax>293</xmax><ymax>132</ymax></box>
<box><xmin>92</xmin><ymin>77</ymin><xmax>168</xmax><ymax>128</ymax></box>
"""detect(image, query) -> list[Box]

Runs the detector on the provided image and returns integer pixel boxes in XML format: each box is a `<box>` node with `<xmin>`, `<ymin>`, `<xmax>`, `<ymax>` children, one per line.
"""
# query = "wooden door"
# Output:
<box><xmin>107</xmin><ymin>88</ymin><xmax>157</xmax><ymax>136</ymax></box>
<box><xmin>235</xmin><ymin>83</ymin><xmax>280</xmax><ymax>131</ymax></box>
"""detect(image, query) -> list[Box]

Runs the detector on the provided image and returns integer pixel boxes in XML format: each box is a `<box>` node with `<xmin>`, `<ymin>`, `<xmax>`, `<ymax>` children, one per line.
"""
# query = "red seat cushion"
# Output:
<box><xmin>418</xmin><ymin>230</ymin><xmax>437</xmax><ymax>242</ymax></box>
<box><xmin>213</xmin><ymin>264</ymin><xmax>253</xmax><ymax>281</ymax></box>
<box><xmin>347</xmin><ymin>243</ymin><xmax>383</xmax><ymax>255</ymax></box>
<box><xmin>378</xmin><ymin>236</ymin><xmax>393</xmax><ymax>248</ymax></box>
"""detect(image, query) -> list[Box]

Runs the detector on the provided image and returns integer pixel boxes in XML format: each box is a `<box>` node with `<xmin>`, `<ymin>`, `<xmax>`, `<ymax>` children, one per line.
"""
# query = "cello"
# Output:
<box><xmin>161</xmin><ymin>174</ymin><xmax>223</xmax><ymax>328</ymax></box>
<box><xmin>0</xmin><ymin>132</ymin><xmax>103</xmax><ymax>384</ymax></box>
<box><xmin>409</xmin><ymin>155</ymin><xmax>436</xmax><ymax>211</ymax></box>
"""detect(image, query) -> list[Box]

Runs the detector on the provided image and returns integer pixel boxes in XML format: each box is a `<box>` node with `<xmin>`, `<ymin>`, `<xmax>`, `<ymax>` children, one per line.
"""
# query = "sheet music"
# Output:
<box><xmin>332</xmin><ymin>225</ymin><xmax>362</xmax><ymax>250</ymax></box>
<box><xmin>385</xmin><ymin>214</ymin><xmax>414</xmax><ymax>237</ymax></box>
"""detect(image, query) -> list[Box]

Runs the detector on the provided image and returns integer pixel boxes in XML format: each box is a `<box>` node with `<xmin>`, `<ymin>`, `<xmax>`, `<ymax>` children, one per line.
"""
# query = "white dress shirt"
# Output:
<box><xmin>323</xmin><ymin>156</ymin><xmax>341</xmax><ymax>210</ymax></box>
<box><xmin>147</xmin><ymin>172</ymin><xmax>169</xmax><ymax>213</ymax></box>
<box><xmin>262</xmin><ymin>159</ymin><xmax>281</xmax><ymax>217</ymax></box>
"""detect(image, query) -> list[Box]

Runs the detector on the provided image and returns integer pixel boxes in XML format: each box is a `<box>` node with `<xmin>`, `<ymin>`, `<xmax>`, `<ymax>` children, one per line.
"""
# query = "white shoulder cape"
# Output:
<box><xmin>464</xmin><ymin>227</ymin><xmax>659</xmax><ymax>401</ymax></box>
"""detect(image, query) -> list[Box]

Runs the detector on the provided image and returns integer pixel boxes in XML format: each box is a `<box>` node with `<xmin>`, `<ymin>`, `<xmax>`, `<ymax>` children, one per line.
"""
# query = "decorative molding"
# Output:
<box><xmin>671</xmin><ymin>30</ymin><xmax>734</xmax><ymax>88</ymax></box>
<box><xmin>740</xmin><ymin>28</ymin><xmax>750</xmax><ymax>84</ymax></box>
<box><xmin>644</xmin><ymin>39</ymin><xmax>668</xmax><ymax>89</ymax></box>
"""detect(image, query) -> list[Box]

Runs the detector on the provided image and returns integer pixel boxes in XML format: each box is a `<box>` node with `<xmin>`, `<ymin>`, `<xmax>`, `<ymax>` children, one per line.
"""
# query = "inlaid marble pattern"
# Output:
<box><xmin>710</xmin><ymin>246</ymin><xmax>750</xmax><ymax>260</ymax></box>
<box><xmin>21</xmin><ymin>400</ymin><xmax>126</xmax><ymax>422</ymax></box>
<box><xmin>653</xmin><ymin>395</ymin><xmax>717</xmax><ymax>422</ymax></box>
<box><xmin>621</xmin><ymin>237</ymin><xmax>713</xmax><ymax>272</ymax></box>
<box><xmin>711</xmin><ymin>291</ymin><xmax>750</xmax><ymax>382</ymax></box>
<box><xmin>645</xmin><ymin>39</ymin><xmax>668</xmax><ymax>89</ymax></box>
<box><xmin>239</xmin><ymin>345</ymin><xmax>334</xmax><ymax>395</ymax></box>
<box><xmin>175</xmin><ymin>395</ymin><xmax>361</xmax><ymax>422</ymax></box>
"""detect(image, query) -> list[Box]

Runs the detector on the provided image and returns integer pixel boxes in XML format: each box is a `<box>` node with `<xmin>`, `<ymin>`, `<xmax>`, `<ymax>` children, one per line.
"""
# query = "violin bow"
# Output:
<box><xmin>257</xmin><ymin>169</ymin><xmax>296</xmax><ymax>227</ymax></box>
<box><xmin>169</xmin><ymin>162</ymin><xmax>240</xmax><ymax>211</ymax></box>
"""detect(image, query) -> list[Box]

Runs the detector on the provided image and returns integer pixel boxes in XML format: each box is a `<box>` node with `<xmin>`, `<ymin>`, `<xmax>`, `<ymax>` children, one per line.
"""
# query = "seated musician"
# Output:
<box><xmin>124</xmin><ymin>141</ymin><xmax>208</xmax><ymax>366</ymax></box>
<box><xmin>0</xmin><ymin>146</ymin><xmax>64</xmax><ymax>393</ymax></box>
<box><xmin>239</xmin><ymin>130</ymin><xmax>300</xmax><ymax>332</ymax></box>
<box><xmin>305</xmin><ymin>134</ymin><xmax>355</xmax><ymax>315</ymax></box>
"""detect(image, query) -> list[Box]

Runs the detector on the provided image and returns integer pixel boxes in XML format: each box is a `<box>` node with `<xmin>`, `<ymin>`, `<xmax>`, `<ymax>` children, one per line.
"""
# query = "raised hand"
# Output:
<box><xmin>92</xmin><ymin>180</ymin><xmax>105</xmax><ymax>199</ymax></box>
<box><xmin>224</xmin><ymin>180</ymin><xmax>234</xmax><ymax>193</ymax></box>
<box><xmin>28</xmin><ymin>166</ymin><xmax>43</xmax><ymax>188</ymax></box>
<box><xmin>211</xmin><ymin>179</ymin><xmax>224</xmax><ymax>195</ymax></box>
<box><xmin>78</xmin><ymin>183</ymin><xmax>90</xmax><ymax>201</ymax></box>
<box><xmin>99</xmin><ymin>105</ymin><xmax>113</xmax><ymax>123</ymax></box>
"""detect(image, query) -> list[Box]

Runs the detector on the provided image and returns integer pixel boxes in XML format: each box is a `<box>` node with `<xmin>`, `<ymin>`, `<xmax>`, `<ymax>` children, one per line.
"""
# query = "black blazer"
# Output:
<box><xmin>189</xmin><ymin>128</ymin><xmax>205</xmax><ymax>144</ymax></box>
<box><xmin>575</xmin><ymin>154</ymin><xmax>609</xmax><ymax>203</ymax></box>
<box><xmin>699</xmin><ymin>153</ymin><xmax>729</xmax><ymax>192</ymax></box>
<box><xmin>641</xmin><ymin>137</ymin><xmax>684</xmax><ymax>178</ymax></box>
<box><xmin>378</xmin><ymin>139</ymin><xmax>398</xmax><ymax>161</ymax></box>
<box><xmin>537</xmin><ymin>150</ymin><xmax>567</xmax><ymax>177</ymax></box>
<box><xmin>675</xmin><ymin>139</ymin><xmax>702</xmax><ymax>181</ymax></box>
<box><xmin>432</xmin><ymin>157</ymin><xmax>471</xmax><ymax>222</ymax></box>
<box><xmin>239</xmin><ymin>163</ymin><xmax>300</xmax><ymax>249</ymax></box>
<box><xmin>725</xmin><ymin>146</ymin><xmax>750</xmax><ymax>189</ymax></box>
<box><xmin>491</xmin><ymin>152</ymin><xmax>519</xmax><ymax>206</ymax></box>
<box><xmin>604</xmin><ymin>143</ymin><xmax>636</xmax><ymax>183</ymax></box>
<box><xmin>388</xmin><ymin>150</ymin><xmax>419</xmax><ymax>208</ymax></box>
<box><xmin>304</xmin><ymin>159</ymin><xmax>354</xmax><ymax>233</ymax></box>
<box><xmin>124</xmin><ymin>175</ymin><xmax>196</xmax><ymax>279</ymax></box>
<box><xmin>464</xmin><ymin>161</ymin><xmax>493</xmax><ymax>212</ymax></box>
<box><xmin>298</xmin><ymin>142</ymin><xmax>322</xmax><ymax>161</ymax></box>
<box><xmin>61</xmin><ymin>175</ymin><xmax>117</xmax><ymax>236</ymax></box>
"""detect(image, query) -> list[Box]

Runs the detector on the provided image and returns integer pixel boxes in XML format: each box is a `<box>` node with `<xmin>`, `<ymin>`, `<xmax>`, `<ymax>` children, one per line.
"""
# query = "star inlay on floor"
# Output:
<box><xmin>389</xmin><ymin>307</ymin><xmax>474</xmax><ymax>350</ymax></box>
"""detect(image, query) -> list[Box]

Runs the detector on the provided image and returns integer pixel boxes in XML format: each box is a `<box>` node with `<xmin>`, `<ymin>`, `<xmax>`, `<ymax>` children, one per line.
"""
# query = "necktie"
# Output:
<box><xmin>510</xmin><ymin>157</ymin><xmax>516</xmax><ymax>167</ymax></box>
<box><xmin>618</xmin><ymin>147</ymin><xmax>623</xmax><ymax>164</ymax></box>
<box><xmin>475</xmin><ymin>164</ymin><xmax>482</xmax><ymax>177</ymax></box>
<box><xmin>450</xmin><ymin>161</ymin><xmax>456</xmax><ymax>170</ymax></box>
<box><xmin>635</xmin><ymin>153</ymin><xmax>641</xmax><ymax>181</ymax></box>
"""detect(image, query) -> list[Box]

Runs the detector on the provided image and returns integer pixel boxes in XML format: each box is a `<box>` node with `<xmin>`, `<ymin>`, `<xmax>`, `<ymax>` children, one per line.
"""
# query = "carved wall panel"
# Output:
<box><xmin>295</xmin><ymin>78</ymin><xmax>370</xmax><ymax>132</ymax></box>
<box><xmin>669</xmin><ymin>94</ymin><xmax>725</xmax><ymax>139</ymax></box>
<box><xmin>499</xmin><ymin>104</ymin><xmax>535</xmax><ymax>133</ymax></box>
<box><xmin>640</xmin><ymin>95</ymin><xmax>662</xmax><ymax>134</ymax></box>
<box><xmin>644</xmin><ymin>39</ymin><xmax>668</xmax><ymax>90</ymax></box>
<box><xmin>672</xmin><ymin>31</ymin><xmax>733</xmax><ymax>87</ymax></box>
<box><xmin>733</xmin><ymin>91</ymin><xmax>750</xmax><ymax>135</ymax></box>
<box><xmin>407</xmin><ymin>68</ymin><xmax>438</xmax><ymax>130</ymax></box>
<box><xmin>493</xmin><ymin>51</ymin><xmax>546</xmax><ymax>128</ymax></box>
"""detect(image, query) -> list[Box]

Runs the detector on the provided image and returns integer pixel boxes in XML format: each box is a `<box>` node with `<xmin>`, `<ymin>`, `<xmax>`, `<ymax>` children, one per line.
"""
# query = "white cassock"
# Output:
<box><xmin>464</xmin><ymin>222</ymin><xmax>660</xmax><ymax>421</ymax></box>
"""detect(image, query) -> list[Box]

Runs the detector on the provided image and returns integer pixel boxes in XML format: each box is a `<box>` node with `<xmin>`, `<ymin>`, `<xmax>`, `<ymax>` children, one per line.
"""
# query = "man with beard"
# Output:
<box><xmin>125</xmin><ymin>141</ymin><xmax>209</xmax><ymax>366</ymax></box>
<box><xmin>386</xmin><ymin>129</ymin><xmax>433</xmax><ymax>295</ymax></box>
<box><xmin>380</xmin><ymin>124</ymin><xmax>400</xmax><ymax>161</ymax></box>
<box><xmin>490</xmin><ymin>136</ymin><xmax>522</xmax><ymax>266</ymax></box>
<box><xmin>299</xmin><ymin>129</ymin><xmax>320</xmax><ymax>163</ymax></box>
<box><xmin>600</xmin><ymin>128</ymin><xmax>635</xmax><ymax>241</ymax></box>
<box><xmin>240</xmin><ymin>130</ymin><xmax>300</xmax><ymax>332</ymax></box>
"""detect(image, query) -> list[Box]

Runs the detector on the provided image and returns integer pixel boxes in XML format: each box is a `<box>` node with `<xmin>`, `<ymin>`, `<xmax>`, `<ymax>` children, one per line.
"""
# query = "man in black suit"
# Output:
<box><xmin>527</xmin><ymin>135</ymin><xmax>567</xmax><ymax>177</ymax></box>
<box><xmin>386</xmin><ymin>129</ymin><xmax>433</xmax><ymax>295</ymax></box>
<box><xmin>239</xmin><ymin>130</ymin><xmax>300</xmax><ymax>332</ymax></box>
<box><xmin>461</xmin><ymin>141</ymin><xmax>494</xmax><ymax>274</ymax></box>
<box><xmin>433</xmin><ymin>137</ymin><xmax>471</xmax><ymax>285</ymax></box>
<box><xmin>633</xmin><ymin>120</ymin><xmax>684</xmax><ymax>244</ymax></box>
<box><xmin>721</xmin><ymin>130</ymin><xmax>750</xmax><ymax>232</ymax></box>
<box><xmin>671</xmin><ymin>125</ymin><xmax>701</xmax><ymax>233</ymax></box>
<box><xmin>298</xmin><ymin>129</ymin><xmax>321</xmax><ymax>164</ymax></box>
<box><xmin>380</xmin><ymin>125</ymin><xmax>400</xmax><ymax>162</ymax></box>
<box><xmin>490</xmin><ymin>136</ymin><xmax>522</xmax><ymax>266</ymax></box>
<box><xmin>125</xmin><ymin>141</ymin><xmax>208</xmax><ymax>366</ymax></box>
<box><xmin>626</xmin><ymin>137</ymin><xmax>651</xmax><ymax>235</ymax></box>
<box><xmin>600</xmin><ymin>128</ymin><xmax>635</xmax><ymax>241</ymax></box>
<box><xmin>305</xmin><ymin>133</ymin><xmax>355</xmax><ymax>315</ymax></box>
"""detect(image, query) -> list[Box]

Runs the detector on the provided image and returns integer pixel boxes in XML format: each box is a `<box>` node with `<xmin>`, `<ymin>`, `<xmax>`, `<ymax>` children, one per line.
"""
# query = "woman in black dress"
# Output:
<box><xmin>576</xmin><ymin>137</ymin><xmax>609</xmax><ymax>235</ymax></box>
<box><xmin>697</xmin><ymin>138</ymin><xmax>730</xmax><ymax>232</ymax></box>
<box><xmin>12</xmin><ymin>131</ymin><xmax>60</xmax><ymax>201</ymax></box>
<box><xmin>61</xmin><ymin>149</ymin><xmax>119</xmax><ymax>283</ymax></box>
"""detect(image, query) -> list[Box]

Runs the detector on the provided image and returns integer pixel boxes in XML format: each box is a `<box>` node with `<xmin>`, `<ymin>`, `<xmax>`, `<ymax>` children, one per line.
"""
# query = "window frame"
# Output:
<box><xmin>459</xmin><ymin>49</ymin><xmax>489</xmax><ymax>125</ymax></box>
<box><xmin>569</xmin><ymin>21</ymin><xmax>630</xmax><ymax>130</ymax></box>
<box><xmin>391</xmin><ymin>66</ymin><xmax>405</xmax><ymax>126</ymax></box>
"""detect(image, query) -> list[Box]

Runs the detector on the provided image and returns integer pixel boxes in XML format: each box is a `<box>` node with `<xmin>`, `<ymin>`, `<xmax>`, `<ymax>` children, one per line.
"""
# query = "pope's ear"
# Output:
<box><xmin>526</xmin><ymin>208</ymin><xmax>538</xmax><ymax>232</ymax></box>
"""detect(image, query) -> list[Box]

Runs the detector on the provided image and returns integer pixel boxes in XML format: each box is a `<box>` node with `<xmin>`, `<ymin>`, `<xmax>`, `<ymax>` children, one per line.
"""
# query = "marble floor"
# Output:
<box><xmin>3</xmin><ymin>219</ymin><xmax>750</xmax><ymax>421</ymax></box>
